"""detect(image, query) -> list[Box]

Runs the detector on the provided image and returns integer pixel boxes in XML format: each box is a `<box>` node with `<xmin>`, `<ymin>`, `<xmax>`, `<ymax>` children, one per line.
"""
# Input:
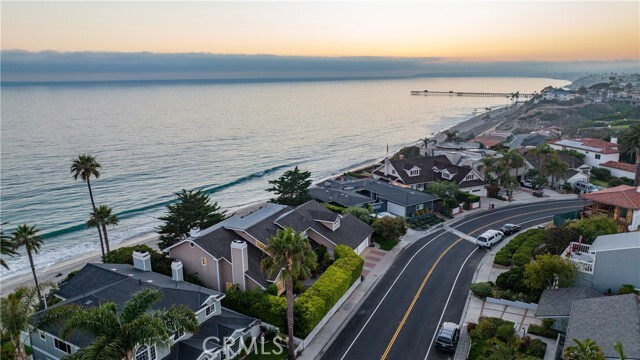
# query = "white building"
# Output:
<box><xmin>548</xmin><ymin>138</ymin><xmax>620</xmax><ymax>167</ymax></box>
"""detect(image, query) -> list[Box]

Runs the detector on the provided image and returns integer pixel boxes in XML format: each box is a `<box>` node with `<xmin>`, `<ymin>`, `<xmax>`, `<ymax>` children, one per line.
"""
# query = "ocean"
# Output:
<box><xmin>0</xmin><ymin>76</ymin><xmax>569</xmax><ymax>279</ymax></box>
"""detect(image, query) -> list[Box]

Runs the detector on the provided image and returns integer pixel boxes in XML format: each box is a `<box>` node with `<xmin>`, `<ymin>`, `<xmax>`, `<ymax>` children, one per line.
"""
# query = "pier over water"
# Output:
<box><xmin>410</xmin><ymin>90</ymin><xmax>535</xmax><ymax>98</ymax></box>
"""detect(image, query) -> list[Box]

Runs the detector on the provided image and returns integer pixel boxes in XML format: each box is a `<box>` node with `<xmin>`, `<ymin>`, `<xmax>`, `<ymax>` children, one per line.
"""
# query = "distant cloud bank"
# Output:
<box><xmin>2</xmin><ymin>50</ymin><xmax>638</xmax><ymax>83</ymax></box>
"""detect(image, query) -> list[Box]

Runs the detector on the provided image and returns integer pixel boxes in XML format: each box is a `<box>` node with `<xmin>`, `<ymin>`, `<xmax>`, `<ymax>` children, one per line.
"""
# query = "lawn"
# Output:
<box><xmin>590</xmin><ymin>178</ymin><xmax>610</xmax><ymax>189</ymax></box>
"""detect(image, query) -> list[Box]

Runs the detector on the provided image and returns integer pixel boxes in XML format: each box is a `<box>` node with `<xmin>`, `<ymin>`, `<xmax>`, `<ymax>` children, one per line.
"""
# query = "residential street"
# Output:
<box><xmin>321</xmin><ymin>199</ymin><xmax>585</xmax><ymax>360</ymax></box>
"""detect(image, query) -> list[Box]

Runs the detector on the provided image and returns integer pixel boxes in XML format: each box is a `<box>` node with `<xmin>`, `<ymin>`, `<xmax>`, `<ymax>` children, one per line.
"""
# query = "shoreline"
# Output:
<box><xmin>0</xmin><ymin>103</ymin><xmax>504</xmax><ymax>295</ymax></box>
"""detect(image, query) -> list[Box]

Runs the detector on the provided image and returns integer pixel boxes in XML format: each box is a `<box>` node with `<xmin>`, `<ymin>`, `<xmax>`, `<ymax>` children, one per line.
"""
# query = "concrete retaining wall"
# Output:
<box><xmin>486</xmin><ymin>297</ymin><xmax>538</xmax><ymax>311</ymax></box>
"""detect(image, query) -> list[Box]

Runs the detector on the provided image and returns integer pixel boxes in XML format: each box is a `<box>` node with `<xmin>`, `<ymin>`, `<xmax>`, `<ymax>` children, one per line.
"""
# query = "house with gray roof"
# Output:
<box><xmin>310</xmin><ymin>178</ymin><xmax>439</xmax><ymax>218</ymax></box>
<box><xmin>534</xmin><ymin>287</ymin><xmax>603</xmax><ymax>333</ymax></box>
<box><xmin>564</xmin><ymin>294</ymin><xmax>640</xmax><ymax>359</ymax></box>
<box><xmin>30</xmin><ymin>253</ymin><xmax>258</xmax><ymax>360</ymax></box>
<box><xmin>167</xmin><ymin>200</ymin><xmax>373</xmax><ymax>293</ymax></box>
<box><xmin>372</xmin><ymin>155</ymin><xmax>486</xmax><ymax>196</ymax></box>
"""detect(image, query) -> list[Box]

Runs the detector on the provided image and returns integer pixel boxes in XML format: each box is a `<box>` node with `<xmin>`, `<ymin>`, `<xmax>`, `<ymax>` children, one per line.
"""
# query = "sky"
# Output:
<box><xmin>1</xmin><ymin>1</ymin><xmax>639</xmax><ymax>81</ymax></box>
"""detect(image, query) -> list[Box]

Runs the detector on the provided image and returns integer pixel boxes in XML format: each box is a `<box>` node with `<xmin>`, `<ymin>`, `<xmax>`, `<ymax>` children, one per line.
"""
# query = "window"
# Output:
<box><xmin>416</xmin><ymin>204</ymin><xmax>424</xmax><ymax>210</ymax></box>
<box><xmin>173</xmin><ymin>330</ymin><xmax>185</xmax><ymax>341</ymax></box>
<box><xmin>54</xmin><ymin>339</ymin><xmax>71</xmax><ymax>354</ymax></box>
<box><xmin>135</xmin><ymin>345</ymin><xmax>157</xmax><ymax>360</ymax></box>
<box><xmin>39</xmin><ymin>331</ymin><xmax>46</xmax><ymax>340</ymax></box>
<box><xmin>205</xmin><ymin>303</ymin><xmax>216</xmax><ymax>316</ymax></box>
<box><xmin>441</xmin><ymin>172</ymin><xmax>452</xmax><ymax>179</ymax></box>
<box><xmin>595</xmin><ymin>154</ymin><xmax>601</xmax><ymax>160</ymax></box>
<box><xmin>410</xmin><ymin>169</ymin><xmax>419</xmax><ymax>176</ymax></box>
<box><xmin>465</xmin><ymin>174</ymin><xmax>474</xmax><ymax>180</ymax></box>
<box><xmin>190</xmin><ymin>242</ymin><xmax>195</xmax><ymax>248</ymax></box>
<box><xmin>201</xmin><ymin>257</ymin><xmax>207</xmax><ymax>266</ymax></box>
<box><xmin>391</xmin><ymin>169</ymin><xmax>396</xmax><ymax>175</ymax></box>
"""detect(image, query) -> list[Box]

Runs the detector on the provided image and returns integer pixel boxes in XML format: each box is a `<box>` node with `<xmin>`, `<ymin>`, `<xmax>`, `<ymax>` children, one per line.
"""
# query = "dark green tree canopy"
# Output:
<box><xmin>266</xmin><ymin>167</ymin><xmax>313</xmax><ymax>206</ymax></box>
<box><xmin>157</xmin><ymin>189</ymin><xmax>227</xmax><ymax>249</ymax></box>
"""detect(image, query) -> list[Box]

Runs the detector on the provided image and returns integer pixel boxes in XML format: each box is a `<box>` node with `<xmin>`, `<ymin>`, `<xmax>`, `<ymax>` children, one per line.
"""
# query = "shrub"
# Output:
<box><xmin>527</xmin><ymin>323</ymin><xmax>559</xmax><ymax>339</ymax></box>
<box><xmin>372</xmin><ymin>217</ymin><xmax>407</xmax><ymax>244</ymax></box>
<box><xmin>342</xmin><ymin>206</ymin><xmax>373</xmax><ymax>224</ymax></box>
<box><xmin>184</xmin><ymin>272</ymin><xmax>205</xmax><ymax>286</ymax></box>
<box><xmin>608</xmin><ymin>177</ymin><xmax>624</xmax><ymax>187</ymax></box>
<box><xmin>102</xmin><ymin>245</ymin><xmax>174</xmax><ymax>276</ymax></box>
<box><xmin>467</xmin><ymin>322</ymin><xmax>477</xmax><ymax>334</ymax></box>
<box><xmin>334</xmin><ymin>244</ymin><xmax>357</xmax><ymax>260</ymax></box>
<box><xmin>621</xmin><ymin>177</ymin><xmax>635</xmax><ymax>185</ymax></box>
<box><xmin>496</xmin><ymin>323</ymin><xmax>515</xmax><ymax>342</ymax></box>
<box><xmin>322</xmin><ymin>203</ymin><xmax>345</xmax><ymax>214</ymax></box>
<box><xmin>494</xmin><ymin>252</ymin><xmax>512</xmax><ymax>266</ymax></box>
<box><xmin>567</xmin><ymin>216</ymin><xmax>617</xmax><ymax>243</ymax></box>
<box><xmin>470</xmin><ymin>317</ymin><xmax>506</xmax><ymax>341</ymax></box>
<box><xmin>496</xmin><ymin>267</ymin><xmax>527</xmax><ymax>293</ymax></box>
<box><xmin>617</xmin><ymin>284</ymin><xmax>639</xmax><ymax>295</ymax></box>
<box><xmin>469</xmin><ymin>282</ymin><xmax>493</xmax><ymax>298</ymax></box>
<box><xmin>526</xmin><ymin>338</ymin><xmax>547</xmax><ymax>358</ymax></box>
<box><xmin>590</xmin><ymin>167</ymin><xmax>611</xmax><ymax>181</ymax></box>
<box><xmin>222</xmin><ymin>287</ymin><xmax>287</xmax><ymax>330</ymax></box>
<box><xmin>265</xmin><ymin>284</ymin><xmax>279</xmax><ymax>296</ymax></box>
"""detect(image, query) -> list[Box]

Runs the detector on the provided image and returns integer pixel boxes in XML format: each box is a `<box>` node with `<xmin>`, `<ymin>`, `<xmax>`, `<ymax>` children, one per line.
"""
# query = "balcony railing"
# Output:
<box><xmin>561</xmin><ymin>242</ymin><xmax>595</xmax><ymax>274</ymax></box>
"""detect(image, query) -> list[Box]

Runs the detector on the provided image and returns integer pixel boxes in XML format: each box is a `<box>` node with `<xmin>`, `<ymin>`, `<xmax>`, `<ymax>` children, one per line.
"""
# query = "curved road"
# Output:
<box><xmin>321</xmin><ymin>199</ymin><xmax>585</xmax><ymax>360</ymax></box>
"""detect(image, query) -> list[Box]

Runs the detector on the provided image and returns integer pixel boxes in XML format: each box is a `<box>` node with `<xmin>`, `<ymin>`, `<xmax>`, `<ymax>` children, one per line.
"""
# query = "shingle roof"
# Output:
<box><xmin>333</xmin><ymin>178</ymin><xmax>439</xmax><ymax>207</ymax></box>
<box><xmin>535</xmin><ymin>287</ymin><xmax>603</xmax><ymax>318</ymax></box>
<box><xmin>548</xmin><ymin>138</ymin><xmax>620</xmax><ymax>154</ymax></box>
<box><xmin>565</xmin><ymin>294</ymin><xmax>640</xmax><ymax>359</ymax></box>
<box><xmin>600</xmin><ymin>160</ymin><xmax>636</xmax><ymax>173</ymax></box>
<box><xmin>382</xmin><ymin>155</ymin><xmax>452</xmax><ymax>185</ymax></box>
<box><xmin>309</xmin><ymin>187</ymin><xmax>374</xmax><ymax>207</ymax></box>
<box><xmin>580</xmin><ymin>185</ymin><xmax>640</xmax><ymax>210</ymax></box>
<box><xmin>589</xmin><ymin>232</ymin><xmax>640</xmax><ymax>253</ymax></box>
<box><xmin>275</xmin><ymin>200</ymin><xmax>374</xmax><ymax>249</ymax></box>
<box><xmin>523</xmin><ymin>152</ymin><xmax>585</xmax><ymax>170</ymax></box>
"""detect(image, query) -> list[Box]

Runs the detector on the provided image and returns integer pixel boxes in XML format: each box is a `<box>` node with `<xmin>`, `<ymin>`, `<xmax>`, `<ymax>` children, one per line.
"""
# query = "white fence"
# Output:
<box><xmin>486</xmin><ymin>297</ymin><xmax>538</xmax><ymax>311</ymax></box>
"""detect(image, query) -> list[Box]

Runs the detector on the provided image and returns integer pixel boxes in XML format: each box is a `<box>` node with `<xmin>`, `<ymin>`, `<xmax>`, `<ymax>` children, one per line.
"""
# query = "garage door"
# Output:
<box><xmin>386</xmin><ymin>202</ymin><xmax>406</xmax><ymax>217</ymax></box>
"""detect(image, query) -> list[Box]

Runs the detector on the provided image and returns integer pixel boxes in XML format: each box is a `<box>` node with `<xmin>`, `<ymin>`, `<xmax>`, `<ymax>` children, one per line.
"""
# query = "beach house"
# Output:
<box><xmin>579</xmin><ymin>185</ymin><xmax>640</xmax><ymax>232</ymax></box>
<box><xmin>166</xmin><ymin>200</ymin><xmax>374</xmax><ymax>293</ymax></box>
<box><xmin>372</xmin><ymin>155</ymin><xmax>486</xmax><ymax>196</ymax></box>
<box><xmin>30</xmin><ymin>253</ymin><xmax>258</xmax><ymax>360</ymax></box>
<box><xmin>548</xmin><ymin>138</ymin><xmax>620</xmax><ymax>167</ymax></box>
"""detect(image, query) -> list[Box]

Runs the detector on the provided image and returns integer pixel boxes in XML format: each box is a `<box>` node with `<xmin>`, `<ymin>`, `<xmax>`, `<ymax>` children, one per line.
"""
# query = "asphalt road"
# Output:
<box><xmin>321</xmin><ymin>199</ymin><xmax>585</xmax><ymax>360</ymax></box>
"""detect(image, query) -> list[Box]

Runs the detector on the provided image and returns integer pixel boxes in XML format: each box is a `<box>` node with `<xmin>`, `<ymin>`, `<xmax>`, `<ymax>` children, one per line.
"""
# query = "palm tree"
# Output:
<box><xmin>87</xmin><ymin>204</ymin><xmax>119</xmax><ymax>253</ymax></box>
<box><xmin>71</xmin><ymin>154</ymin><xmax>105</xmax><ymax>256</ymax></box>
<box><xmin>261</xmin><ymin>228</ymin><xmax>317</xmax><ymax>360</ymax></box>
<box><xmin>42</xmin><ymin>288</ymin><xmax>198</xmax><ymax>360</ymax></box>
<box><xmin>1</xmin><ymin>222</ymin><xmax>18</xmax><ymax>270</ymax></box>
<box><xmin>541</xmin><ymin>155</ymin><xmax>569</xmax><ymax>189</ymax></box>
<box><xmin>444</xmin><ymin>130</ymin><xmax>459</xmax><ymax>142</ymax></box>
<box><xmin>614</xmin><ymin>341</ymin><xmax>626</xmax><ymax>360</ymax></box>
<box><xmin>505</xmin><ymin>149</ymin><xmax>526</xmax><ymax>183</ymax></box>
<box><xmin>620</xmin><ymin>123</ymin><xmax>640</xmax><ymax>186</ymax></box>
<box><xmin>12</xmin><ymin>224</ymin><xmax>44</xmax><ymax>307</ymax></box>
<box><xmin>563</xmin><ymin>338</ymin><xmax>604</xmax><ymax>360</ymax></box>
<box><xmin>1</xmin><ymin>284</ymin><xmax>53</xmax><ymax>360</ymax></box>
<box><xmin>421</xmin><ymin>137</ymin><xmax>437</xmax><ymax>157</ymax></box>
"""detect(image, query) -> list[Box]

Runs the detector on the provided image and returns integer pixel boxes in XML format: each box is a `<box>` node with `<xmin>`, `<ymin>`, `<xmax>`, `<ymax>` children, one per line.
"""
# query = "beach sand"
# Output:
<box><xmin>433</xmin><ymin>104</ymin><xmax>521</xmax><ymax>142</ymax></box>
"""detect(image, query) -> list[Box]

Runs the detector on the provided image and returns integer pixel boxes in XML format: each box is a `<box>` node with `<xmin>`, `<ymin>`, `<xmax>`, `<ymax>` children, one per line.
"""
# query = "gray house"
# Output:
<box><xmin>167</xmin><ymin>200</ymin><xmax>374</xmax><ymax>293</ymax></box>
<box><xmin>562</xmin><ymin>232</ymin><xmax>640</xmax><ymax>293</ymax></box>
<box><xmin>30</xmin><ymin>252</ymin><xmax>258</xmax><ymax>360</ymax></box>
<box><xmin>310</xmin><ymin>178</ymin><xmax>440</xmax><ymax>218</ymax></box>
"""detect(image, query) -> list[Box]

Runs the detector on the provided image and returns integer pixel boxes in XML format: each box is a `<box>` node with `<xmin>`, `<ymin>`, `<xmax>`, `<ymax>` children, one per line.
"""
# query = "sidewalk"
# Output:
<box><xmin>299</xmin><ymin>227</ymin><xmax>435</xmax><ymax>359</ymax></box>
<box><xmin>454</xmin><ymin>228</ymin><xmax>557</xmax><ymax>360</ymax></box>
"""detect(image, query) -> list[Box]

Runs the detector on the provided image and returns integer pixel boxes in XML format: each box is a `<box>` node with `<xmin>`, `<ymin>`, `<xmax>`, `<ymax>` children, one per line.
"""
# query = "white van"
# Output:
<box><xmin>573</xmin><ymin>181</ymin><xmax>599</xmax><ymax>193</ymax></box>
<box><xmin>475</xmin><ymin>230</ymin><xmax>504</xmax><ymax>248</ymax></box>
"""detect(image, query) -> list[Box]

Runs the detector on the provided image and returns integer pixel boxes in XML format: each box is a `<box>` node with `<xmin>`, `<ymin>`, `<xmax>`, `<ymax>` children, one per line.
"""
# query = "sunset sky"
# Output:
<box><xmin>2</xmin><ymin>1</ymin><xmax>639</xmax><ymax>61</ymax></box>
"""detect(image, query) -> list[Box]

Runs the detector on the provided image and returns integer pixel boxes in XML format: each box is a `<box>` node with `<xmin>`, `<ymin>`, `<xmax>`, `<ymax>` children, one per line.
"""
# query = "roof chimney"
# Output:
<box><xmin>189</xmin><ymin>227</ymin><xmax>200</xmax><ymax>238</ymax></box>
<box><xmin>132</xmin><ymin>251</ymin><xmax>152</xmax><ymax>272</ymax></box>
<box><xmin>610</xmin><ymin>137</ymin><xmax>618</xmax><ymax>144</ymax></box>
<box><xmin>171</xmin><ymin>260</ymin><xmax>184</xmax><ymax>282</ymax></box>
<box><xmin>230</xmin><ymin>240</ymin><xmax>248</xmax><ymax>291</ymax></box>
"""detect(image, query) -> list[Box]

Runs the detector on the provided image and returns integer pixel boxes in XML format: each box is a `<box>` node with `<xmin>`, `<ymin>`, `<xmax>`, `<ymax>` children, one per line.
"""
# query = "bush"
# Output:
<box><xmin>265</xmin><ymin>284</ymin><xmax>279</xmax><ymax>296</ymax></box>
<box><xmin>590</xmin><ymin>167</ymin><xmax>611</xmax><ymax>181</ymax></box>
<box><xmin>184</xmin><ymin>272</ymin><xmax>205</xmax><ymax>286</ymax></box>
<box><xmin>608</xmin><ymin>177</ymin><xmax>624</xmax><ymax>187</ymax></box>
<box><xmin>567</xmin><ymin>216</ymin><xmax>618</xmax><ymax>243</ymax></box>
<box><xmin>372</xmin><ymin>217</ymin><xmax>407</xmax><ymax>244</ymax></box>
<box><xmin>294</xmin><ymin>247</ymin><xmax>363</xmax><ymax>337</ymax></box>
<box><xmin>621</xmin><ymin>177</ymin><xmax>635</xmax><ymax>185</ymax></box>
<box><xmin>526</xmin><ymin>338</ymin><xmax>547</xmax><ymax>358</ymax></box>
<box><xmin>527</xmin><ymin>323</ymin><xmax>559</xmax><ymax>339</ymax></box>
<box><xmin>494</xmin><ymin>252</ymin><xmax>512</xmax><ymax>266</ymax></box>
<box><xmin>496</xmin><ymin>323</ymin><xmax>515</xmax><ymax>342</ymax></box>
<box><xmin>469</xmin><ymin>282</ymin><xmax>493</xmax><ymax>298</ymax></box>
<box><xmin>467</xmin><ymin>322</ymin><xmax>477</xmax><ymax>334</ymax></box>
<box><xmin>102</xmin><ymin>245</ymin><xmax>174</xmax><ymax>276</ymax></box>
<box><xmin>322</xmin><ymin>203</ymin><xmax>345</xmax><ymax>214</ymax></box>
<box><xmin>222</xmin><ymin>287</ymin><xmax>287</xmax><ymax>330</ymax></box>
<box><xmin>617</xmin><ymin>284</ymin><xmax>639</xmax><ymax>295</ymax></box>
<box><xmin>342</xmin><ymin>206</ymin><xmax>372</xmax><ymax>224</ymax></box>
<box><xmin>496</xmin><ymin>267</ymin><xmax>527</xmax><ymax>293</ymax></box>
<box><xmin>470</xmin><ymin>317</ymin><xmax>508</xmax><ymax>341</ymax></box>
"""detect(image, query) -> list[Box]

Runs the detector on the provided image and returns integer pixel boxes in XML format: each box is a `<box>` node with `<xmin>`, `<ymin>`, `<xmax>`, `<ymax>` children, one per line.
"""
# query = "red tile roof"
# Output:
<box><xmin>600</xmin><ymin>161</ymin><xmax>636</xmax><ymax>173</ymax></box>
<box><xmin>580</xmin><ymin>185</ymin><xmax>640</xmax><ymax>210</ymax></box>
<box><xmin>548</xmin><ymin>138</ymin><xmax>619</xmax><ymax>154</ymax></box>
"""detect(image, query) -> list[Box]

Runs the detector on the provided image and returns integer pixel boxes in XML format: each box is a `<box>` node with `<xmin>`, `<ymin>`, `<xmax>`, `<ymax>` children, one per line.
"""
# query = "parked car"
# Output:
<box><xmin>475</xmin><ymin>230</ymin><xmax>504</xmax><ymax>248</ymax></box>
<box><xmin>434</xmin><ymin>322</ymin><xmax>460</xmax><ymax>353</ymax></box>
<box><xmin>573</xmin><ymin>181</ymin><xmax>599</xmax><ymax>193</ymax></box>
<box><xmin>500</xmin><ymin>223</ymin><xmax>521</xmax><ymax>235</ymax></box>
<box><xmin>521</xmin><ymin>180</ymin><xmax>542</xmax><ymax>190</ymax></box>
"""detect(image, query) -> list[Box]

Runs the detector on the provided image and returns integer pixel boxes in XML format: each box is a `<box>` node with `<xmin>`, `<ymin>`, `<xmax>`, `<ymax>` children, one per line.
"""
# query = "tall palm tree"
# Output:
<box><xmin>261</xmin><ymin>228</ymin><xmax>317</xmax><ymax>360</ymax></box>
<box><xmin>505</xmin><ymin>149</ymin><xmax>526</xmax><ymax>183</ymax></box>
<box><xmin>1</xmin><ymin>222</ymin><xmax>18</xmax><ymax>270</ymax></box>
<box><xmin>541</xmin><ymin>155</ymin><xmax>569</xmax><ymax>189</ymax></box>
<box><xmin>614</xmin><ymin>341</ymin><xmax>627</xmax><ymax>360</ymax></box>
<box><xmin>1</xmin><ymin>284</ymin><xmax>53</xmax><ymax>360</ymax></box>
<box><xmin>619</xmin><ymin>123</ymin><xmax>640</xmax><ymax>186</ymax></box>
<box><xmin>42</xmin><ymin>288</ymin><xmax>198</xmax><ymax>360</ymax></box>
<box><xmin>87</xmin><ymin>204</ymin><xmax>119</xmax><ymax>253</ymax></box>
<box><xmin>444</xmin><ymin>130</ymin><xmax>459</xmax><ymax>142</ymax></box>
<box><xmin>563</xmin><ymin>338</ymin><xmax>604</xmax><ymax>360</ymax></box>
<box><xmin>71</xmin><ymin>154</ymin><xmax>105</xmax><ymax>256</ymax></box>
<box><xmin>12</xmin><ymin>224</ymin><xmax>44</xmax><ymax>307</ymax></box>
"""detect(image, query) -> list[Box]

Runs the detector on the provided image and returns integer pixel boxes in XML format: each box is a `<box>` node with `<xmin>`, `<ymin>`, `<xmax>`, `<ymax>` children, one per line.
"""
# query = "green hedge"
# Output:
<box><xmin>102</xmin><ymin>245</ymin><xmax>173</xmax><ymax>276</ymax></box>
<box><xmin>294</xmin><ymin>245</ymin><xmax>363</xmax><ymax>337</ymax></box>
<box><xmin>494</xmin><ymin>229</ymin><xmax>545</xmax><ymax>267</ymax></box>
<box><xmin>322</xmin><ymin>203</ymin><xmax>345</xmax><ymax>214</ymax></box>
<box><xmin>222</xmin><ymin>287</ymin><xmax>287</xmax><ymax>330</ymax></box>
<box><xmin>469</xmin><ymin>282</ymin><xmax>493</xmax><ymax>298</ymax></box>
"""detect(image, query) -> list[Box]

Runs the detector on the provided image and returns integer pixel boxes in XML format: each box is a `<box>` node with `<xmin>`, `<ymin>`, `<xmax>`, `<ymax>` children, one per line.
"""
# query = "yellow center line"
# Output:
<box><xmin>380</xmin><ymin>205</ymin><xmax>575</xmax><ymax>359</ymax></box>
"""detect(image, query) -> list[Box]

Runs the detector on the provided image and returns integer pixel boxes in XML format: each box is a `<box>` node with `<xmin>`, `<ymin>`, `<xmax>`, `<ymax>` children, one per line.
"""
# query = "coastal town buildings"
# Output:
<box><xmin>167</xmin><ymin>200</ymin><xmax>374</xmax><ymax>292</ymax></box>
<box><xmin>579</xmin><ymin>185</ymin><xmax>640</xmax><ymax>232</ymax></box>
<box><xmin>310</xmin><ymin>178</ymin><xmax>440</xmax><ymax>217</ymax></box>
<box><xmin>521</xmin><ymin>150</ymin><xmax>590</xmax><ymax>189</ymax></box>
<box><xmin>372</xmin><ymin>155</ymin><xmax>486</xmax><ymax>196</ymax></box>
<box><xmin>548</xmin><ymin>138</ymin><xmax>620</xmax><ymax>167</ymax></box>
<box><xmin>596</xmin><ymin>160</ymin><xmax>637</xmax><ymax>180</ymax></box>
<box><xmin>30</xmin><ymin>255</ymin><xmax>258</xmax><ymax>360</ymax></box>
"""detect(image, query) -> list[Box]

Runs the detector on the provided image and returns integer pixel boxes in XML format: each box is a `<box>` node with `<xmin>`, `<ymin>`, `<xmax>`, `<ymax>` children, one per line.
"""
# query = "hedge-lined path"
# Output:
<box><xmin>362</xmin><ymin>248</ymin><xmax>387</xmax><ymax>277</ymax></box>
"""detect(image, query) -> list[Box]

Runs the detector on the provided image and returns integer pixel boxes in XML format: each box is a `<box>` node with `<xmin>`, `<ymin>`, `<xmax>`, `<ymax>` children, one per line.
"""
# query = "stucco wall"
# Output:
<box><xmin>592</xmin><ymin>248</ymin><xmax>640</xmax><ymax>293</ymax></box>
